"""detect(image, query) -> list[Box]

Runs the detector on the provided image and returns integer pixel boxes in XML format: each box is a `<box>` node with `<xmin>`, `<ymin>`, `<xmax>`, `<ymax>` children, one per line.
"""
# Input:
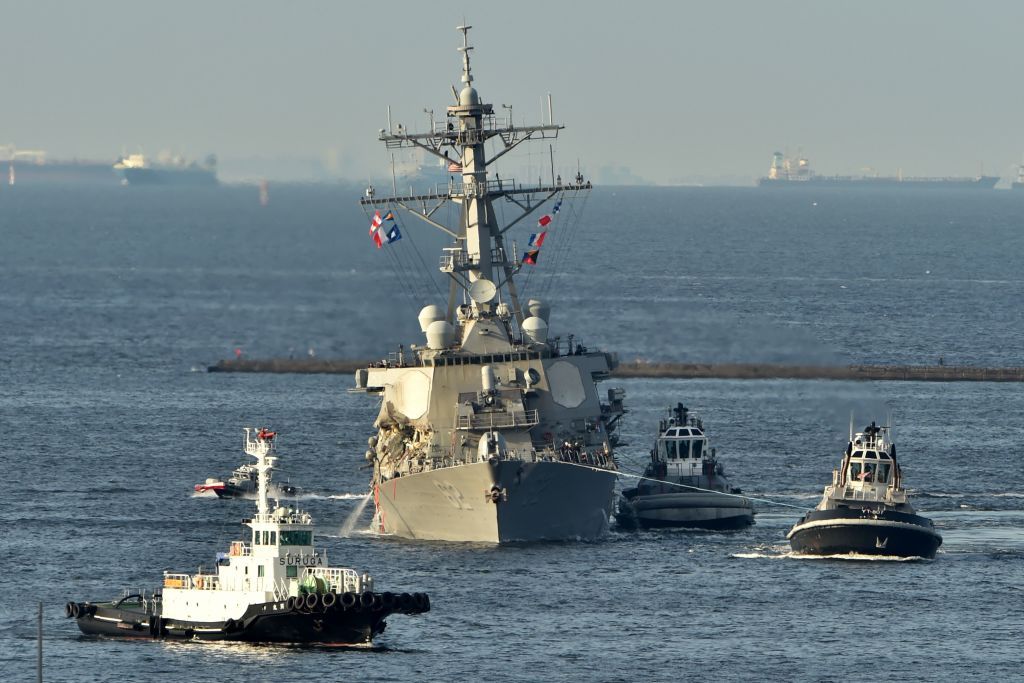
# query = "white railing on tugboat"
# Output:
<box><xmin>304</xmin><ymin>567</ymin><xmax>364</xmax><ymax>594</ymax></box>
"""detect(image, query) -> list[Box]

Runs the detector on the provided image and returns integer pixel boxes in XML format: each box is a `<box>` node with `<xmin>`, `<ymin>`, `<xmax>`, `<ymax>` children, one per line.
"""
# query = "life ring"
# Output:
<box><xmin>195</xmin><ymin>577</ymin><xmax>204</xmax><ymax>589</ymax></box>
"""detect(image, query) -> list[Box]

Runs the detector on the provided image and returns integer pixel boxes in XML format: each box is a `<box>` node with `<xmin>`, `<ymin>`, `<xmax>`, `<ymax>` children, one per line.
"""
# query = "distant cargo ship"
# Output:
<box><xmin>1</xmin><ymin>146</ymin><xmax>117</xmax><ymax>185</ymax></box>
<box><xmin>1012</xmin><ymin>164</ymin><xmax>1024</xmax><ymax>190</ymax></box>
<box><xmin>758</xmin><ymin>152</ymin><xmax>998</xmax><ymax>189</ymax></box>
<box><xmin>114</xmin><ymin>153</ymin><xmax>218</xmax><ymax>186</ymax></box>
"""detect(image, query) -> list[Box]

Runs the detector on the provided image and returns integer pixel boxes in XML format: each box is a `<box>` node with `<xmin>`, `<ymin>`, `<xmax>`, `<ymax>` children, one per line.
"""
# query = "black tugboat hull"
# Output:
<box><xmin>787</xmin><ymin>514</ymin><xmax>942</xmax><ymax>559</ymax></box>
<box><xmin>616</xmin><ymin>492</ymin><xmax>754</xmax><ymax>530</ymax></box>
<box><xmin>67</xmin><ymin>592</ymin><xmax>429</xmax><ymax>645</ymax></box>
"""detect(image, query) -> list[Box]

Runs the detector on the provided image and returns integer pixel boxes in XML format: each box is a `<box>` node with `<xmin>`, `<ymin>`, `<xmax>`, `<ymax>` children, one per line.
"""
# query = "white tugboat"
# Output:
<box><xmin>66</xmin><ymin>428</ymin><xmax>430</xmax><ymax>643</ymax></box>
<box><xmin>616</xmin><ymin>404</ymin><xmax>753</xmax><ymax>530</ymax></box>
<box><xmin>353</xmin><ymin>26</ymin><xmax>625</xmax><ymax>543</ymax></box>
<box><xmin>787</xmin><ymin>421</ymin><xmax>942</xmax><ymax>559</ymax></box>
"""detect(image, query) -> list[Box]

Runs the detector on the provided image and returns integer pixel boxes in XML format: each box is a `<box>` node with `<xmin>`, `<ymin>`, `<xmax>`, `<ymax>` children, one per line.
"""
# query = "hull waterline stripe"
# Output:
<box><xmin>786</xmin><ymin>517</ymin><xmax>941</xmax><ymax>540</ymax></box>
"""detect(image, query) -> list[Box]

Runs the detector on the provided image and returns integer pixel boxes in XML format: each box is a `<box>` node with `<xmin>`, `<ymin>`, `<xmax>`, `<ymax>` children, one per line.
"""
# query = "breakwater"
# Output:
<box><xmin>207</xmin><ymin>358</ymin><xmax>1024</xmax><ymax>382</ymax></box>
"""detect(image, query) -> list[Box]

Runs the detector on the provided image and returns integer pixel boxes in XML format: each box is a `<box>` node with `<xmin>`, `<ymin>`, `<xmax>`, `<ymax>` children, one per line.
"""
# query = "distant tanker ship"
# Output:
<box><xmin>114</xmin><ymin>153</ymin><xmax>218</xmax><ymax>186</ymax></box>
<box><xmin>1</xmin><ymin>146</ymin><xmax>117</xmax><ymax>186</ymax></box>
<box><xmin>758</xmin><ymin>152</ymin><xmax>998</xmax><ymax>189</ymax></box>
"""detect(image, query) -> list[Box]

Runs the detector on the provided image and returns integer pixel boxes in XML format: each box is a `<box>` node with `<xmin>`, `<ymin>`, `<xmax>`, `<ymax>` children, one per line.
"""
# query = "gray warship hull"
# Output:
<box><xmin>375</xmin><ymin>460</ymin><xmax>615</xmax><ymax>543</ymax></box>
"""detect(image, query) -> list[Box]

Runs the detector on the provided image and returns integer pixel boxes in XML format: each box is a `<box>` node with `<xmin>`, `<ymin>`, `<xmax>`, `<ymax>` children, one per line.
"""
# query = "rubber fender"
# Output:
<box><xmin>64</xmin><ymin>602</ymin><xmax>74</xmax><ymax>618</ymax></box>
<box><xmin>304</xmin><ymin>592</ymin><xmax>319</xmax><ymax>610</ymax></box>
<box><xmin>341</xmin><ymin>592</ymin><xmax>358</xmax><ymax>609</ymax></box>
<box><xmin>359</xmin><ymin>591</ymin><xmax>375</xmax><ymax>608</ymax></box>
<box><xmin>286</xmin><ymin>596</ymin><xmax>298</xmax><ymax>611</ymax></box>
<box><xmin>371</xmin><ymin>593</ymin><xmax>384</xmax><ymax>612</ymax></box>
<box><xmin>321</xmin><ymin>591</ymin><xmax>337</xmax><ymax>609</ymax></box>
<box><xmin>223</xmin><ymin>618</ymin><xmax>235</xmax><ymax>632</ymax></box>
<box><xmin>71</xmin><ymin>602</ymin><xmax>81</xmax><ymax>618</ymax></box>
<box><xmin>381</xmin><ymin>592</ymin><xmax>397</xmax><ymax>609</ymax></box>
<box><xmin>398</xmin><ymin>593</ymin><xmax>415</xmax><ymax>612</ymax></box>
<box><xmin>413</xmin><ymin>593</ymin><xmax>431</xmax><ymax>613</ymax></box>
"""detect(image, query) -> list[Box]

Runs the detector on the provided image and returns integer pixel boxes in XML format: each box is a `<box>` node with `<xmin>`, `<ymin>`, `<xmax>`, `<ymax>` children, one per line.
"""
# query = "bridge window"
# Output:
<box><xmin>270</xmin><ymin>531</ymin><xmax>277</xmax><ymax>545</ymax></box>
<box><xmin>287</xmin><ymin>565</ymin><xmax>298</xmax><ymax>578</ymax></box>
<box><xmin>280</xmin><ymin>530</ymin><xmax>313</xmax><ymax>546</ymax></box>
<box><xmin>877</xmin><ymin>463</ymin><xmax>891</xmax><ymax>483</ymax></box>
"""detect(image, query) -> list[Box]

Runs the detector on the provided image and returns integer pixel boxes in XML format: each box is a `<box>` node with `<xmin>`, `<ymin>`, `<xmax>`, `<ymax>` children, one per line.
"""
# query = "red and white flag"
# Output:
<box><xmin>448</xmin><ymin>161</ymin><xmax>463</xmax><ymax>173</ymax></box>
<box><xmin>368</xmin><ymin>210</ymin><xmax>383</xmax><ymax>235</ymax></box>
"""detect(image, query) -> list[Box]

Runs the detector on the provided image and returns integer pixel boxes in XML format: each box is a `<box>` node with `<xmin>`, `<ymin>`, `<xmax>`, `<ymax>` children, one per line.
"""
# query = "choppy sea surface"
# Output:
<box><xmin>2</xmin><ymin>184</ymin><xmax>1022</xmax><ymax>681</ymax></box>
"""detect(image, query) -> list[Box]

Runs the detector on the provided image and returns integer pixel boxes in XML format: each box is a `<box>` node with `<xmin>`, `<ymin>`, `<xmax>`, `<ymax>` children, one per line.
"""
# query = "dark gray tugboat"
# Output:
<box><xmin>787</xmin><ymin>421</ymin><xmax>942</xmax><ymax>559</ymax></box>
<box><xmin>616</xmin><ymin>404</ymin><xmax>753</xmax><ymax>530</ymax></box>
<box><xmin>67</xmin><ymin>428</ymin><xmax>429</xmax><ymax>644</ymax></box>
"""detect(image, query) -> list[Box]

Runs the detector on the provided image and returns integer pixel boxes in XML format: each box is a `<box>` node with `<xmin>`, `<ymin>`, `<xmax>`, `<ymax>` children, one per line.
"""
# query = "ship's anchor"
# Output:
<box><xmin>485</xmin><ymin>485</ymin><xmax>507</xmax><ymax>504</ymax></box>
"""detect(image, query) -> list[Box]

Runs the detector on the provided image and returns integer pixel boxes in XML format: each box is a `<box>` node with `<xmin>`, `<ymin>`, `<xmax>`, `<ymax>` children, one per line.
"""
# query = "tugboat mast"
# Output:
<box><xmin>360</xmin><ymin>24</ymin><xmax>587</xmax><ymax>328</ymax></box>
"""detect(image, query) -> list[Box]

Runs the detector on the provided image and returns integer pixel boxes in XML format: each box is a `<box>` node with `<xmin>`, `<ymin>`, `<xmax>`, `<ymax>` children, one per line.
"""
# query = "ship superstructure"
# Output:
<box><xmin>353</xmin><ymin>26</ymin><xmax>625</xmax><ymax>543</ymax></box>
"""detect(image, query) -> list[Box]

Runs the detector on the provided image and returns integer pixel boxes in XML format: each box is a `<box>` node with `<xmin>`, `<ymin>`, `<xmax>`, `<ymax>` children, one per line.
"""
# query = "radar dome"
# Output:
<box><xmin>459</xmin><ymin>86</ymin><xmax>480</xmax><ymax>106</ymax></box>
<box><xmin>521</xmin><ymin>316</ymin><xmax>549</xmax><ymax>345</ymax></box>
<box><xmin>417</xmin><ymin>304</ymin><xmax>445</xmax><ymax>333</ymax></box>
<box><xmin>426</xmin><ymin>320</ymin><xmax>455</xmax><ymax>349</ymax></box>
<box><xmin>526</xmin><ymin>299</ymin><xmax>550</xmax><ymax>323</ymax></box>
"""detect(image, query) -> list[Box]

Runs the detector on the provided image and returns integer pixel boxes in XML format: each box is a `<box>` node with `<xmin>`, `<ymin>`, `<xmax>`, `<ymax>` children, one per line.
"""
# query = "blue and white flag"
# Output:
<box><xmin>552</xmin><ymin>198</ymin><xmax>562</xmax><ymax>215</ymax></box>
<box><xmin>386</xmin><ymin>224</ymin><xmax>402</xmax><ymax>244</ymax></box>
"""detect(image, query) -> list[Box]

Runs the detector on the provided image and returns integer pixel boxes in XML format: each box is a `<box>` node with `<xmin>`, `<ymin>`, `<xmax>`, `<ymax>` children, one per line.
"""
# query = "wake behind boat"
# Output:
<box><xmin>352</xmin><ymin>26</ymin><xmax>625</xmax><ymax>543</ymax></box>
<box><xmin>616</xmin><ymin>404</ymin><xmax>753</xmax><ymax>530</ymax></box>
<box><xmin>67</xmin><ymin>428</ymin><xmax>429</xmax><ymax>644</ymax></box>
<box><xmin>787</xmin><ymin>421</ymin><xmax>942</xmax><ymax>559</ymax></box>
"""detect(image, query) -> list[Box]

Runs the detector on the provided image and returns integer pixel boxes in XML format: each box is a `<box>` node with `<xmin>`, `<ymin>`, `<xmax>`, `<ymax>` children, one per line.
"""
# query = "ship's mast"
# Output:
<box><xmin>360</xmin><ymin>25</ymin><xmax>588</xmax><ymax>329</ymax></box>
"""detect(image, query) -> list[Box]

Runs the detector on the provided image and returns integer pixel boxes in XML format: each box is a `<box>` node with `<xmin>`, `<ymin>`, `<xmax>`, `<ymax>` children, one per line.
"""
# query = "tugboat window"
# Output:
<box><xmin>280</xmin><ymin>531</ymin><xmax>313</xmax><ymax>546</ymax></box>
<box><xmin>287</xmin><ymin>565</ymin><xmax>298</xmax><ymax>578</ymax></box>
<box><xmin>270</xmin><ymin>531</ymin><xmax>277</xmax><ymax>545</ymax></box>
<box><xmin>849</xmin><ymin>462</ymin><xmax>863</xmax><ymax>481</ymax></box>
<box><xmin>877</xmin><ymin>463</ymin><xmax>891</xmax><ymax>483</ymax></box>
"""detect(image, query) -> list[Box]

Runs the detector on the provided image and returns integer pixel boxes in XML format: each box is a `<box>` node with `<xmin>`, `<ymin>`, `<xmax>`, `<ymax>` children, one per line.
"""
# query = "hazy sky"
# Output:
<box><xmin>3</xmin><ymin>1</ymin><xmax>1023</xmax><ymax>184</ymax></box>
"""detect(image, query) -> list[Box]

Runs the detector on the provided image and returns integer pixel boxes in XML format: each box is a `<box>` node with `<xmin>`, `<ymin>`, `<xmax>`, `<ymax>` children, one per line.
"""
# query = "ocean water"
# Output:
<box><xmin>1</xmin><ymin>184</ymin><xmax>1022</xmax><ymax>682</ymax></box>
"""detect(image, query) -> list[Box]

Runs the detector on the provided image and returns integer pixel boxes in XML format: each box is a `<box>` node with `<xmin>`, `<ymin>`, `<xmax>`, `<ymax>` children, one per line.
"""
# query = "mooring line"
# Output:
<box><xmin>565</xmin><ymin>462</ymin><xmax>812</xmax><ymax>511</ymax></box>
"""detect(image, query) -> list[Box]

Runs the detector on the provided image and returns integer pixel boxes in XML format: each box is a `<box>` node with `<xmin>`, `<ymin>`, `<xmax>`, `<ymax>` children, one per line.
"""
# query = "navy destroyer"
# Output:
<box><xmin>787</xmin><ymin>421</ymin><xmax>942</xmax><ymax>559</ymax></box>
<box><xmin>353</xmin><ymin>26</ymin><xmax>625</xmax><ymax>543</ymax></box>
<box><xmin>67</xmin><ymin>428</ymin><xmax>429</xmax><ymax>643</ymax></box>
<box><xmin>616</xmin><ymin>404</ymin><xmax>753</xmax><ymax>530</ymax></box>
<box><xmin>758</xmin><ymin>152</ymin><xmax>998</xmax><ymax>189</ymax></box>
